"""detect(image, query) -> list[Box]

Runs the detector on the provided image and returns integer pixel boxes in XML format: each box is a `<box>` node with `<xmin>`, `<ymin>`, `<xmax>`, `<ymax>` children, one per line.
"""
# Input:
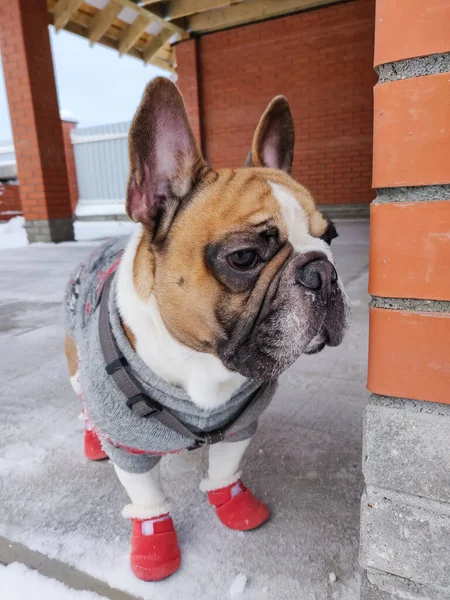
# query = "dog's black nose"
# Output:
<box><xmin>296</xmin><ymin>258</ymin><xmax>337</xmax><ymax>301</ymax></box>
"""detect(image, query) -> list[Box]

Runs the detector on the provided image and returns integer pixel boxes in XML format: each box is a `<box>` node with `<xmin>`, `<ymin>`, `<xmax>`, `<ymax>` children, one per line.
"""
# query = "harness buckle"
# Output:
<box><xmin>105</xmin><ymin>355</ymin><xmax>128</xmax><ymax>375</ymax></box>
<box><xmin>188</xmin><ymin>439</ymin><xmax>206</xmax><ymax>451</ymax></box>
<box><xmin>188</xmin><ymin>429</ymin><xmax>225</xmax><ymax>450</ymax></box>
<box><xmin>126</xmin><ymin>393</ymin><xmax>163</xmax><ymax>418</ymax></box>
<box><xmin>205</xmin><ymin>430</ymin><xmax>225</xmax><ymax>444</ymax></box>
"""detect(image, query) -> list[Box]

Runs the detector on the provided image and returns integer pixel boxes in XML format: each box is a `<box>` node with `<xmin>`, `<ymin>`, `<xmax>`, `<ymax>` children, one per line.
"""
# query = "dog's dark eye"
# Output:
<box><xmin>228</xmin><ymin>249</ymin><xmax>259</xmax><ymax>270</ymax></box>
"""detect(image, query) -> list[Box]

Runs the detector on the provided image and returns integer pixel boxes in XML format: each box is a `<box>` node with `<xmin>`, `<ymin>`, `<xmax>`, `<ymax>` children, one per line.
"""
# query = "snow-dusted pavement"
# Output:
<box><xmin>0</xmin><ymin>563</ymin><xmax>107</xmax><ymax>600</ymax></box>
<box><xmin>0</xmin><ymin>220</ymin><xmax>370</xmax><ymax>600</ymax></box>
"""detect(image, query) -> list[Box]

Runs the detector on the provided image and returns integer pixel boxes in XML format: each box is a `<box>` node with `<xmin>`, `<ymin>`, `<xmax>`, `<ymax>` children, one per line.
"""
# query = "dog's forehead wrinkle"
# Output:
<box><xmin>268</xmin><ymin>181</ymin><xmax>334</xmax><ymax>261</ymax></box>
<box><xmin>269</xmin><ymin>181</ymin><xmax>309</xmax><ymax>239</ymax></box>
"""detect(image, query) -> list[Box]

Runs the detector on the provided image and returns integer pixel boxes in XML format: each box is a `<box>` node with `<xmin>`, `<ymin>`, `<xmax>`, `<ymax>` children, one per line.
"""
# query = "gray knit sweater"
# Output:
<box><xmin>64</xmin><ymin>238</ymin><xmax>277</xmax><ymax>472</ymax></box>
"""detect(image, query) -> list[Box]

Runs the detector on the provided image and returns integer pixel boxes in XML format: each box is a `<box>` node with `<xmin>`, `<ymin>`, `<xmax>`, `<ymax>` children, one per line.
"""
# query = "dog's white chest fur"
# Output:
<box><xmin>116</xmin><ymin>227</ymin><xmax>245</xmax><ymax>410</ymax></box>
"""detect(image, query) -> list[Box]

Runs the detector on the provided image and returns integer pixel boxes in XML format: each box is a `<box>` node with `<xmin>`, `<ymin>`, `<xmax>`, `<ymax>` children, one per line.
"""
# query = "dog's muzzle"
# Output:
<box><xmin>218</xmin><ymin>246</ymin><xmax>351</xmax><ymax>380</ymax></box>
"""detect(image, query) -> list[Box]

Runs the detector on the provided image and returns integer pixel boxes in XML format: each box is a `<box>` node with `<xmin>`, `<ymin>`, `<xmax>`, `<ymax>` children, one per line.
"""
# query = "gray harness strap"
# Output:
<box><xmin>98</xmin><ymin>272</ymin><xmax>267</xmax><ymax>449</ymax></box>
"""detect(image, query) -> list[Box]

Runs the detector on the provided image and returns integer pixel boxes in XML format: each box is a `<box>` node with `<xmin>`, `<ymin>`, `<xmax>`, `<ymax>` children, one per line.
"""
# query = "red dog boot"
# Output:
<box><xmin>207</xmin><ymin>480</ymin><xmax>270</xmax><ymax>531</ymax></box>
<box><xmin>84</xmin><ymin>422</ymin><xmax>108</xmax><ymax>461</ymax></box>
<box><xmin>130</xmin><ymin>514</ymin><xmax>181</xmax><ymax>581</ymax></box>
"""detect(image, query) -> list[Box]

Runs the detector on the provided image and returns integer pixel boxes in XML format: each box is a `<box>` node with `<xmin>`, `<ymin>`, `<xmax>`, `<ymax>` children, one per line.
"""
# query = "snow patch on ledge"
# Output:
<box><xmin>0</xmin><ymin>563</ymin><xmax>106</xmax><ymax>600</ymax></box>
<box><xmin>75</xmin><ymin>203</ymin><xmax>126</xmax><ymax>218</ymax></box>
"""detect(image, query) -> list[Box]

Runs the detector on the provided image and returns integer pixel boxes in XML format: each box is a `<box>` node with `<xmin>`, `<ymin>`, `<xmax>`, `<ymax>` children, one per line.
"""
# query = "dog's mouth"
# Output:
<box><xmin>219</xmin><ymin>291</ymin><xmax>350</xmax><ymax>380</ymax></box>
<box><xmin>303</xmin><ymin>329</ymin><xmax>330</xmax><ymax>355</ymax></box>
<box><xmin>220</xmin><ymin>317</ymin><xmax>331</xmax><ymax>381</ymax></box>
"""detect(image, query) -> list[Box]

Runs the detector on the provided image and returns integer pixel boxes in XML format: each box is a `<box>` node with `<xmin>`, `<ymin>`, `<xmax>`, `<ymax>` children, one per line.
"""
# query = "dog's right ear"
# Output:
<box><xmin>126</xmin><ymin>77</ymin><xmax>207</xmax><ymax>238</ymax></box>
<box><xmin>244</xmin><ymin>96</ymin><xmax>295</xmax><ymax>174</ymax></box>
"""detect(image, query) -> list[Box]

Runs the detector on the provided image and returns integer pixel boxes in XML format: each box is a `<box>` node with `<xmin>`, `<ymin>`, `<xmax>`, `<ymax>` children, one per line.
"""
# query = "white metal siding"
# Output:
<box><xmin>0</xmin><ymin>122</ymin><xmax>132</xmax><ymax>215</ymax></box>
<box><xmin>72</xmin><ymin>121</ymin><xmax>130</xmax><ymax>215</ymax></box>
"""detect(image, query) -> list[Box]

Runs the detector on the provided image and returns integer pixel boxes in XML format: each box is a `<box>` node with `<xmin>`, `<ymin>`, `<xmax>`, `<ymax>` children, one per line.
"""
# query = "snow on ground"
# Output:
<box><xmin>0</xmin><ymin>216</ymin><xmax>137</xmax><ymax>249</ymax></box>
<box><xmin>73</xmin><ymin>219</ymin><xmax>137</xmax><ymax>242</ymax></box>
<box><xmin>0</xmin><ymin>216</ymin><xmax>28</xmax><ymax>248</ymax></box>
<box><xmin>0</xmin><ymin>563</ymin><xmax>106</xmax><ymax>600</ymax></box>
<box><xmin>0</xmin><ymin>222</ymin><xmax>370</xmax><ymax>600</ymax></box>
<box><xmin>75</xmin><ymin>203</ymin><xmax>126</xmax><ymax>218</ymax></box>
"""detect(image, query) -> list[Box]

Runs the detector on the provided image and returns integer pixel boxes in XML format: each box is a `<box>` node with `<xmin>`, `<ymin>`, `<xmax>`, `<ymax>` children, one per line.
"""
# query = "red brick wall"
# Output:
<box><xmin>0</xmin><ymin>117</ymin><xmax>77</xmax><ymax>221</ymax></box>
<box><xmin>368</xmin><ymin>0</ymin><xmax>450</xmax><ymax>405</ymax></box>
<box><xmin>0</xmin><ymin>0</ymin><xmax>73</xmax><ymax>222</ymax></box>
<box><xmin>176</xmin><ymin>39</ymin><xmax>202</xmax><ymax>148</ymax></box>
<box><xmin>178</xmin><ymin>0</ymin><xmax>377</xmax><ymax>205</ymax></box>
<box><xmin>0</xmin><ymin>183</ymin><xmax>21</xmax><ymax>221</ymax></box>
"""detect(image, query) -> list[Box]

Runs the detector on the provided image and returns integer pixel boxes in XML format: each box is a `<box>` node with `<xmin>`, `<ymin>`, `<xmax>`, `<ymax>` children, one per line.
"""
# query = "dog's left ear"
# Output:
<box><xmin>244</xmin><ymin>96</ymin><xmax>295</xmax><ymax>174</ymax></box>
<box><xmin>320</xmin><ymin>216</ymin><xmax>339</xmax><ymax>245</ymax></box>
<box><xmin>126</xmin><ymin>77</ymin><xmax>207</xmax><ymax>237</ymax></box>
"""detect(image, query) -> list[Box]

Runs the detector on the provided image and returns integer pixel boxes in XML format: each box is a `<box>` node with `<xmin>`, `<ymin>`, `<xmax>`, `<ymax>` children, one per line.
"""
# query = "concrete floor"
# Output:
<box><xmin>0</xmin><ymin>221</ymin><xmax>370</xmax><ymax>600</ymax></box>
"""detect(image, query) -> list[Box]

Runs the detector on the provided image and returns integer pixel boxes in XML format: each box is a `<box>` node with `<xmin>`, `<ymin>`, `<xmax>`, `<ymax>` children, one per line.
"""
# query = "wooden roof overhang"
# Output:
<box><xmin>47</xmin><ymin>0</ymin><xmax>344</xmax><ymax>73</ymax></box>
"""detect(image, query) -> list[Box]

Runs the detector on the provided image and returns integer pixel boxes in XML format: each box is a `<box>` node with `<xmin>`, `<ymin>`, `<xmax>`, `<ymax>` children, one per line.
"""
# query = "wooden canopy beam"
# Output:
<box><xmin>166</xmin><ymin>0</ymin><xmax>244</xmax><ymax>21</ymax></box>
<box><xmin>188</xmin><ymin>0</ymin><xmax>340</xmax><ymax>32</ymax></box>
<box><xmin>118</xmin><ymin>14</ymin><xmax>151</xmax><ymax>55</ymax></box>
<box><xmin>116</xmin><ymin>0</ymin><xmax>188</xmax><ymax>36</ymax></box>
<box><xmin>62</xmin><ymin>19</ymin><xmax>177</xmax><ymax>72</ymax></box>
<box><xmin>142</xmin><ymin>29</ymin><xmax>174</xmax><ymax>63</ymax></box>
<box><xmin>53</xmin><ymin>0</ymin><xmax>85</xmax><ymax>32</ymax></box>
<box><xmin>88</xmin><ymin>0</ymin><xmax>123</xmax><ymax>44</ymax></box>
<box><xmin>145</xmin><ymin>52</ymin><xmax>176</xmax><ymax>72</ymax></box>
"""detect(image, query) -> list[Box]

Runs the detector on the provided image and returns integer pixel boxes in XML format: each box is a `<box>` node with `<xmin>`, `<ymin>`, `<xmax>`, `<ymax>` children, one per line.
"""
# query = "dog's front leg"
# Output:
<box><xmin>115</xmin><ymin>463</ymin><xmax>169</xmax><ymax>518</ymax></box>
<box><xmin>200</xmin><ymin>439</ymin><xmax>251</xmax><ymax>492</ymax></box>
<box><xmin>114</xmin><ymin>463</ymin><xmax>181</xmax><ymax>581</ymax></box>
<box><xmin>200</xmin><ymin>439</ymin><xmax>270</xmax><ymax>531</ymax></box>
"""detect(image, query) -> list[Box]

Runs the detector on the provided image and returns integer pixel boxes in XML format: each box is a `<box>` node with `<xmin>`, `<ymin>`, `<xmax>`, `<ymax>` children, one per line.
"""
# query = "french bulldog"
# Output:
<box><xmin>64</xmin><ymin>77</ymin><xmax>350</xmax><ymax>581</ymax></box>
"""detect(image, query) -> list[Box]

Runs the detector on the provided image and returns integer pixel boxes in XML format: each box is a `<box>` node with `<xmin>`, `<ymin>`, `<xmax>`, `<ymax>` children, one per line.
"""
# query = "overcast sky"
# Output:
<box><xmin>0</xmin><ymin>27</ymin><xmax>167</xmax><ymax>141</ymax></box>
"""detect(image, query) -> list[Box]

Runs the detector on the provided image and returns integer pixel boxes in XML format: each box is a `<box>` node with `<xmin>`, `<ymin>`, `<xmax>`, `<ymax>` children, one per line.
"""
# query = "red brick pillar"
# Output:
<box><xmin>176</xmin><ymin>39</ymin><xmax>202</xmax><ymax>151</ymax></box>
<box><xmin>0</xmin><ymin>183</ymin><xmax>21</xmax><ymax>220</ymax></box>
<box><xmin>61</xmin><ymin>118</ymin><xmax>79</xmax><ymax>213</ymax></box>
<box><xmin>361</xmin><ymin>1</ymin><xmax>450</xmax><ymax>598</ymax></box>
<box><xmin>0</xmin><ymin>0</ymin><xmax>74</xmax><ymax>242</ymax></box>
